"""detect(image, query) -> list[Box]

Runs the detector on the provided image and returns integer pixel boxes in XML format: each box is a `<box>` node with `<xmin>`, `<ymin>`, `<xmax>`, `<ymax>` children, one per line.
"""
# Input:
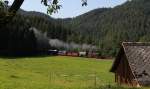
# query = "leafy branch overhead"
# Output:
<box><xmin>41</xmin><ymin>0</ymin><xmax>87</xmax><ymax>15</ymax></box>
<box><xmin>0</xmin><ymin>0</ymin><xmax>87</xmax><ymax>15</ymax></box>
<box><xmin>0</xmin><ymin>0</ymin><xmax>87</xmax><ymax>23</ymax></box>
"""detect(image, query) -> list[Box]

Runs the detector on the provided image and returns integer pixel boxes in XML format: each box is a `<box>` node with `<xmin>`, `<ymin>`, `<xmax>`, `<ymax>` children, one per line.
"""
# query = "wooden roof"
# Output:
<box><xmin>110</xmin><ymin>42</ymin><xmax>150</xmax><ymax>85</ymax></box>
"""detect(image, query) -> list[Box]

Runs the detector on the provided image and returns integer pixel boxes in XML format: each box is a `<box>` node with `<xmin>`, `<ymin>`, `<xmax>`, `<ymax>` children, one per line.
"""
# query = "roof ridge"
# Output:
<box><xmin>122</xmin><ymin>42</ymin><xmax>150</xmax><ymax>46</ymax></box>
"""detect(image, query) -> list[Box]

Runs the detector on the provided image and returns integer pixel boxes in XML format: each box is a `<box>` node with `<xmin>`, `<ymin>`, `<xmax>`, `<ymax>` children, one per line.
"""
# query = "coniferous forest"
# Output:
<box><xmin>1</xmin><ymin>0</ymin><xmax>150</xmax><ymax>57</ymax></box>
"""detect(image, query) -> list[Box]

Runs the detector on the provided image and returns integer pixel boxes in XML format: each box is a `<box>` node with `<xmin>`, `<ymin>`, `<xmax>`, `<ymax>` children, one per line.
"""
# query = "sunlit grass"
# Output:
<box><xmin>0</xmin><ymin>56</ymin><xmax>148</xmax><ymax>89</ymax></box>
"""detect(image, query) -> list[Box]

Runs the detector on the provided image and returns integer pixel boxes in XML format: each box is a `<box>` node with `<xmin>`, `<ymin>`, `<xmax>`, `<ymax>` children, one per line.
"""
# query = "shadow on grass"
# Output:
<box><xmin>0</xmin><ymin>52</ymin><xmax>57</xmax><ymax>59</ymax></box>
<box><xmin>87</xmin><ymin>85</ymin><xmax>141</xmax><ymax>89</ymax></box>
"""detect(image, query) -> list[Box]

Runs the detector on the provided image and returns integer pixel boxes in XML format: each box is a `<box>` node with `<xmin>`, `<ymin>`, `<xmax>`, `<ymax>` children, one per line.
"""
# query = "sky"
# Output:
<box><xmin>8</xmin><ymin>0</ymin><xmax>127</xmax><ymax>18</ymax></box>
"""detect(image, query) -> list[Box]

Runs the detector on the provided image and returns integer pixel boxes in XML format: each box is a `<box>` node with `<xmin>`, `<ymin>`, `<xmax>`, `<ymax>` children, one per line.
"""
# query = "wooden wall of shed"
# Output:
<box><xmin>115</xmin><ymin>54</ymin><xmax>139</xmax><ymax>87</ymax></box>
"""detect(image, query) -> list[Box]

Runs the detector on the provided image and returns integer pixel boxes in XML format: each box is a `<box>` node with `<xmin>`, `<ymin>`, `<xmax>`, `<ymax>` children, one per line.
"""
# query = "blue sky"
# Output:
<box><xmin>9</xmin><ymin>0</ymin><xmax>127</xmax><ymax>18</ymax></box>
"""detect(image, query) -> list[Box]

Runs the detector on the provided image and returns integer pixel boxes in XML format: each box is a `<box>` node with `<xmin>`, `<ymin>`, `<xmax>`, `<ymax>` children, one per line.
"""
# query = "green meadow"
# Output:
<box><xmin>0</xmin><ymin>56</ymin><xmax>148</xmax><ymax>89</ymax></box>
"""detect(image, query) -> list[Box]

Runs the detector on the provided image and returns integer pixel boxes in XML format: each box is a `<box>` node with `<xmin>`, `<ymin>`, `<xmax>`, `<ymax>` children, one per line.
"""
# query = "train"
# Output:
<box><xmin>48</xmin><ymin>50</ymin><xmax>106</xmax><ymax>59</ymax></box>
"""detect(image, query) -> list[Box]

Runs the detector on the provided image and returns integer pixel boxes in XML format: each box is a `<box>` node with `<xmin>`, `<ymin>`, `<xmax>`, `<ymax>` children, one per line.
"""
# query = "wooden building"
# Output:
<box><xmin>110</xmin><ymin>42</ymin><xmax>150</xmax><ymax>87</ymax></box>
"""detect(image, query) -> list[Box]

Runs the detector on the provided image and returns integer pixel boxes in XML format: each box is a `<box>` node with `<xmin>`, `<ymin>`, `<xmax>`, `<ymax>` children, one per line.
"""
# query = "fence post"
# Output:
<box><xmin>94</xmin><ymin>72</ymin><xmax>97</xmax><ymax>88</ymax></box>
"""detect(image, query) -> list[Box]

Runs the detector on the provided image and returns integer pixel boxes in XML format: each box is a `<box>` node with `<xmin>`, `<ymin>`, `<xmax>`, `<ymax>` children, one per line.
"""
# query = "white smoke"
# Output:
<box><xmin>49</xmin><ymin>39</ymin><xmax>69</xmax><ymax>49</ymax></box>
<box><xmin>49</xmin><ymin>39</ymin><xmax>97</xmax><ymax>51</ymax></box>
<box><xmin>29</xmin><ymin>27</ymin><xmax>97</xmax><ymax>51</ymax></box>
<box><xmin>29</xmin><ymin>27</ymin><xmax>50</xmax><ymax>50</ymax></box>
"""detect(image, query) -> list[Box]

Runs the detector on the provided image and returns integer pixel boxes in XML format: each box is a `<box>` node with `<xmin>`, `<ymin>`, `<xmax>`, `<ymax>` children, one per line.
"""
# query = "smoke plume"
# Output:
<box><xmin>49</xmin><ymin>39</ymin><xmax>97</xmax><ymax>51</ymax></box>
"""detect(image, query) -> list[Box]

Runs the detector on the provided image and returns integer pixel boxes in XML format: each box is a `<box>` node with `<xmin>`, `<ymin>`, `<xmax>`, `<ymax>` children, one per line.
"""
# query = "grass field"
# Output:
<box><xmin>0</xmin><ymin>56</ymin><xmax>148</xmax><ymax>89</ymax></box>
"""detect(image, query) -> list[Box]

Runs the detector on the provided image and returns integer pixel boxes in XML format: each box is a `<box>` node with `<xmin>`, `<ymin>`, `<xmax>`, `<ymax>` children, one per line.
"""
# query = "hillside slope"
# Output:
<box><xmin>1</xmin><ymin>0</ymin><xmax>150</xmax><ymax>57</ymax></box>
<box><xmin>65</xmin><ymin>0</ymin><xmax>150</xmax><ymax>56</ymax></box>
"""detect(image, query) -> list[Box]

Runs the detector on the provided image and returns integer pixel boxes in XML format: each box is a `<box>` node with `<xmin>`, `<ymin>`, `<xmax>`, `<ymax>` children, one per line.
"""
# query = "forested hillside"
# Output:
<box><xmin>0</xmin><ymin>7</ymin><xmax>71</xmax><ymax>55</ymax></box>
<box><xmin>65</xmin><ymin>0</ymin><xmax>150</xmax><ymax>56</ymax></box>
<box><xmin>17</xmin><ymin>10</ymin><xmax>72</xmax><ymax>42</ymax></box>
<box><xmin>1</xmin><ymin>0</ymin><xmax>150</xmax><ymax>57</ymax></box>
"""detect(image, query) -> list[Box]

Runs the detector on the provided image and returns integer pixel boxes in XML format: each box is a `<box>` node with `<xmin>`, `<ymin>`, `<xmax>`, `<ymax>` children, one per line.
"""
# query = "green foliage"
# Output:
<box><xmin>0</xmin><ymin>0</ymin><xmax>3</xmax><ymax>7</ymax></box>
<box><xmin>2</xmin><ymin>0</ymin><xmax>150</xmax><ymax>57</ymax></box>
<box><xmin>41</xmin><ymin>0</ymin><xmax>87</xmax><ymax>15</ymax></box>
<box><xmin>0</xmin><ymin>0</ymin><xmax>7</xmax><ymax>20</ymax></box>
<box><xmin>19</xmin><ymin>11</ymin><xmax>72</xmax><ymax>42</ymax></box>
<box><xmin>10</xmin><ymin>0</ymin><xmax>150</xmax><ymax>57</ymax></box>
<box><xmin>0</xmin><ymin>9</ymin><xmax>72</xmax><ymax>54</ymax></box>
<box><xmin>61</xmin><ymin>0</ymin><xmax>150</xmax><ymax>57</ymax></box>
<box><xmin>0</xmin><ymin>13</ymin><xmax>37</xmax><ymax>55</ymax></box>
<box><xmin>47</xmin><ymin>4</ymin><xmax>62</xmax><ymax>15</ymax></box>
<box><xmin>139</xmin><ymin>35</ymin><xmax>150</xmax><ymax>42</ymax></box>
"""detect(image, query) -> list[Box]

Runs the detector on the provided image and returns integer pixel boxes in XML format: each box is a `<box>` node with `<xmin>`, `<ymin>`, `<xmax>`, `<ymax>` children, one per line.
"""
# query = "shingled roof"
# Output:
<box><xmin>110</xmin><ymin>42</ymin><xmax>150</xmax><ymax>86</ymax></box>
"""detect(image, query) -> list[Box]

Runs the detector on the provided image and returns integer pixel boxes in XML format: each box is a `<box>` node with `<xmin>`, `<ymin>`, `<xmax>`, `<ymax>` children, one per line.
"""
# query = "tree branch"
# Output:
<box><xmin>8</xmin><ymin>0</ymin><xmax>24</xmax><ymax>15</ymax></box>
<box><xmin>0</xmin><ymin>0</ymin><xmax>24</xmax><ymax>24</ymax></box>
